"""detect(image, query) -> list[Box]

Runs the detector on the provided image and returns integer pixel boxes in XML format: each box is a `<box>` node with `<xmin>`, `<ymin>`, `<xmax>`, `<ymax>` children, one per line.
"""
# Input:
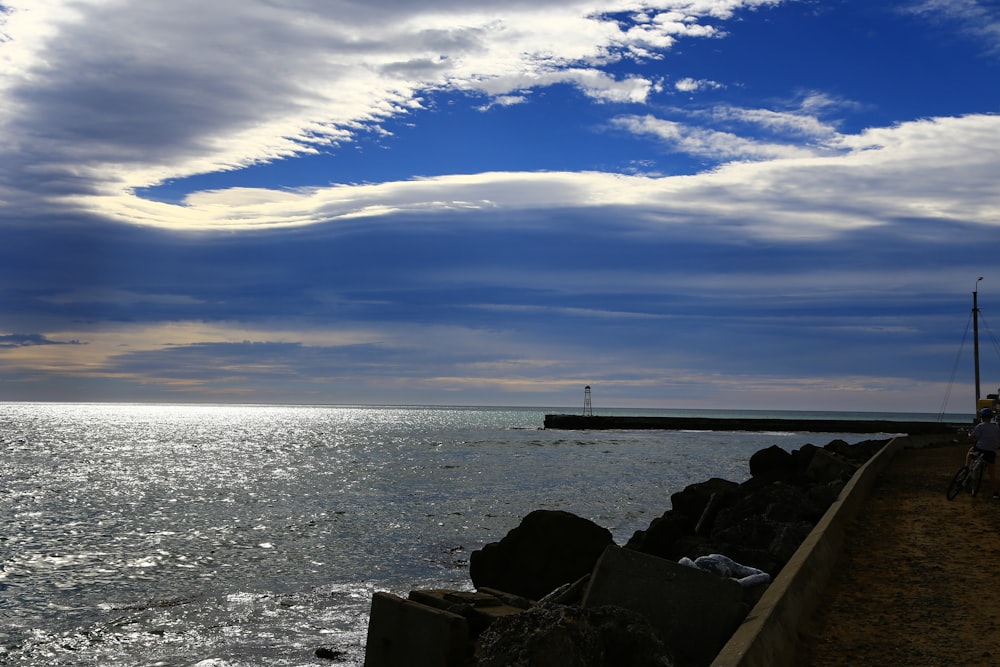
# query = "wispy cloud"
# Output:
<box><xmin>907</xmin><ymin>0</ymin><xmax>1000</xmax><ymax>52</ymax></box>
<box><xmin>0</xmin><ymin>333</ymin><xmax>83</xmax><ymax>348</ymax></box>
<box><xmin>612</xmin><ymin>114</ymin><xmax>820</xmax><ymax>160</ymax></box>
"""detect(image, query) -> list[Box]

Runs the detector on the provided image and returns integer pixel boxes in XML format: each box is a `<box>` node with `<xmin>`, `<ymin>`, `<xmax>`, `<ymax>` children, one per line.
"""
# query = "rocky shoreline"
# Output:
<box><xmin>359</xmin><ymin>436</ymin><xmax>890</xmax><ymax>667</ymax></box>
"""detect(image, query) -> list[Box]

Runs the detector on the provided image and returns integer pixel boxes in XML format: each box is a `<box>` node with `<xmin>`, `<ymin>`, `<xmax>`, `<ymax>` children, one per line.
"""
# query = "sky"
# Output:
<box><xmin>1</xmin><ymin>0</ymin><xmax>999</xmax><ymax>413</ymax></box>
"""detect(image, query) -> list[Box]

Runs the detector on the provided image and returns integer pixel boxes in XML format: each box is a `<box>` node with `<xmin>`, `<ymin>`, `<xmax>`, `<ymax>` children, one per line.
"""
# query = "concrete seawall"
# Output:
<box><xmin>709</xmin><ymin>433</ymin><xmax>938</xmax><ymax>667</ymax></box>
<box><xmin>544</xmin><ymin>414</ymin><xmax>962</xmax><ymax>435</ymax></box>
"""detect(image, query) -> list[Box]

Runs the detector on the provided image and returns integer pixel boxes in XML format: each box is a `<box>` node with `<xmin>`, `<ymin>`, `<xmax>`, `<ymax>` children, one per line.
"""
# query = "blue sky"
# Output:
<box><xmin>2</xmin><ymin>0</ymin><xmax>1000</xmax><ymax>412</ymax></box>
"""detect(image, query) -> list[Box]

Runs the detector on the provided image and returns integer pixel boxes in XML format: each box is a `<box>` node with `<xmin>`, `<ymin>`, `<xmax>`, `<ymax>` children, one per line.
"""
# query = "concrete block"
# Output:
<box><xmin>408</xmin><ymin>589</ymin><xmax>497</xmax><ymax>613</ymax></box>
<box><xmin>583</xmin><ymin>545</ymin><xmax>747</xmax><ymax>667</ymax></box>
<box><xmin>407</xmin><ymin>589</ymin><xmax>527</xmax><ymax>637</ymax></box>
<box><xmin>363</xmin><ymin>591</ymin><xmax>471</xmax><ymax>667</ymax></box>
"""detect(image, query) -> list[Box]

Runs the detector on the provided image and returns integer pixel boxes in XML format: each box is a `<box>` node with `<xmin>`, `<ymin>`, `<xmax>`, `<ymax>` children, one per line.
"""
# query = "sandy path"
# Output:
<box><xmin>796</xmin><ymin>441</ymin><xmax>1000</xmax><ymax>666</ymax></box>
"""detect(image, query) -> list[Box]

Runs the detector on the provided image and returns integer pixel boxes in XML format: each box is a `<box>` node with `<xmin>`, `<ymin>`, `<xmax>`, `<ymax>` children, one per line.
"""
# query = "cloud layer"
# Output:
<box><xmin>1</xmin><ymin>0</ymin><xmax>999</xmax><ymax>411</ymax></box>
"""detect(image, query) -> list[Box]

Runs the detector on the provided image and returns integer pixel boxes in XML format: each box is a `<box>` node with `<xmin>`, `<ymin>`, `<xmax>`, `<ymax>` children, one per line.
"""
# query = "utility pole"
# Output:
<box><xmin>974</xmin><ymin>276</ymin><xmax>983</xmax><ymax>405</ymax></box>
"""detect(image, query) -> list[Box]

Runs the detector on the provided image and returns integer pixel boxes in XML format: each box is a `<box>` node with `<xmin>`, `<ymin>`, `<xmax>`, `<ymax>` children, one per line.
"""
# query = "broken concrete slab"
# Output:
<box><xmin>363</xmin><ymin>591</ymin><xmax>471</xmax><ymax>667</ymax></box>
<box><xmin>583</xmin><ymin>545</ymin><xmax>748</xmax><ymax>667</ymax></box>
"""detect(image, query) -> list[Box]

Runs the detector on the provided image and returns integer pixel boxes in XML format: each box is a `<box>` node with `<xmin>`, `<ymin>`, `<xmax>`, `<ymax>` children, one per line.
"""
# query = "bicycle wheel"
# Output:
<box><xmin>971</xmin><ymin>461</ymin><xmax>985</xmax><ymax>497</ymax></box>
<box><xmin>947</xmin><ymin>466</ymin><xmax>970</xmax><ymax>500</ymax></box>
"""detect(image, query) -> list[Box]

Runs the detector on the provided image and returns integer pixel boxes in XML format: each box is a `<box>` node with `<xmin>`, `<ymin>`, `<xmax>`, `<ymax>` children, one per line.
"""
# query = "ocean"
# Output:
<box><xmin>0</xmin><ymin>403</ymin><xmax>961</xmax><ymax>666</ymax></box>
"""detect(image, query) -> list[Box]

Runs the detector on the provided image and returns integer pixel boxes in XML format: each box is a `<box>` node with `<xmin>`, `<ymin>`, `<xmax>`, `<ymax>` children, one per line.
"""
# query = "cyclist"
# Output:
<box><xmin>968</xmin><ymin>407</ymin><xmax>1000</xmax><ymax>499</ymax></box>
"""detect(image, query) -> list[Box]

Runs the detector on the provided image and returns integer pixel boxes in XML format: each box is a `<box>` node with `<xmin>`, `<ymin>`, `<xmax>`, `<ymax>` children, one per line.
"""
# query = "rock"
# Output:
<box><xmin>722</xmin><ymin>482</ymin><xmax>824</xmax><ymax>526</ymax></box>
<box><xmin>682</xmin><ymin>481</ymin><xmax>818</xmax><ymax>573</ymax></box>
<box><xmin>695</xmin><ymin>492</ymin><xmax>726</xmax><ymax>536</ymax></box>
<box><xmin>824</xmin><ymin>437</ymin><xmax>885</xmax><ymax>463</ymax></box>
<box><xmin>790</xmin><ymin>443</ymin><xmax>820</xmax><ymax>473</ymax></box>
<box><xmin>627</xmin><ymin>437</ymin><xmax>887</xmax><ymax>577</ymax></box>
<box><xmin>708</xmin><ymin>514</ymin><xmax>782</xmax><ymax>574</ymax></box>
<box><xmin>538</xmin><ymin>575</ymin><xmax>591</xmax><ymax>606</ymax></box>
<box><xmin>669</xmin><ymin>478</ymin><xmax>740</xmax><ymax>521</ymax></box>
<box><xmin>314</xmin><ymin>646</ymin><xmax>347</xmax><ymax>661</ymax></box>
<box><xmin>475</xmin><ymin>603</ymin><xmax>674</xmax><ymax>667</ymax></box>
<box><xmin>469</xmin><ymin>510</ymin><xmax>614</xmax><ymax>600</ymax></box>
<box><xmin>624</xmin><ymin>440</ymin><xmax>868</xmax><ymax>576</ymax></box>
<box><xmin>768</xmin><ymin>520</ymin><xmax>815</xmax><ymax>565</ymax></box>
<box><xmin>623</xmin><ymin>511</ymin><xmax>694</xmax><ymax>559</ymax></box>
<box><xmin>806</xmin><ymin>448</ymin><xmax>858</xmax><ymax>484</ymax></box>
<box><xmin>665</xmin><ymin>534</ymin><xmax>717</xmax><ymax>561</ymax></box>
<box><xmin>809</xmin><ymin>480</ymin><xmax>845</xmax><ymax>508</ymax></box>
<box><xmin>707</xmin><ymin>480</ymin><xmax>831</xmax><ymax>575</ymax></box>
<box><xmin>748</xmin><ymin>445</ymin><xmax>795</xmax><ymax>481</ymax></box>
<box><xmin>823</xmin><ymin>438</ymin><xmax>853</xmax><ymax>458</ymax></box>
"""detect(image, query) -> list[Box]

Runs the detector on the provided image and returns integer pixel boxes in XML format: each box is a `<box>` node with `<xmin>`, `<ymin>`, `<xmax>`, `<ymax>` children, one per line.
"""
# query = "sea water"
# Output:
<box><xmin>0</xmin><ymin>403</ymin><xmax>956</xmax><ymax>666</ymax></box>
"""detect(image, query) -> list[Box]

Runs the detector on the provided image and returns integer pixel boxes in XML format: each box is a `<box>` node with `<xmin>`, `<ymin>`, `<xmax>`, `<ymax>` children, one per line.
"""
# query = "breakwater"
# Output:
<box><xmin>544</xmin><ymin>414</ymin><xmax>963</xmax><ymax>435</ymax></box>
<box><xmin>363</xmin><ymin>431</ymin><xmax>911</xmax><ymax>666</ymax></box>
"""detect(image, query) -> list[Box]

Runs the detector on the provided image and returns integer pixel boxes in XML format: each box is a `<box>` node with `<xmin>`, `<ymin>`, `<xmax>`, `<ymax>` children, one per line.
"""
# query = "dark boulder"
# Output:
<box><xmin>703</xmin><ymin>482</ymin><xmax>832</xmax><ymax>573</ymax></box>
<box><xmin>314</xmin><ymin>647</ymin><xmax>347</xmax><ymax>661</ymax></box>
<box><xmin>470</xmin><ymin>510</ymin><xmax>614</xmax><ymax>600</ymax></box>
<box><xmin>823</xmin><ymin>438</ymin><xmax>853</xmax><ymax>458</ymax></box>
<box><xmin>790</xmin><ymin>443</ymin><xmax>820</xmax><ymax>473</ymax></box>
<box><xmin>669</xmin><ymin>478</ymin><xmax>740</xmax><ymax>522</ymax></box>
<box><xmin>806</xmin><ymin>448</ymin><xmax>858</xmax><ymax>484</ymax></box>
<box><xmin>624</xmin><ymin>511</ymin><xmax>694</xmax><ymax>560</ymax></box>
<box><xmin>768</xmin><ymin>520</ymin><xmax>815</xmax><ymax>565</ymax></box>
<box><xmin>748</xmin><ymin>445</ymin><xmax>795</xmax><ymax>481</ymax></box>
<box><xmin>475</xmin><ymin>604</ymin><xmax>674</xmax><ymax>667</ymax></box>
<box><xmin>664</xmin><ymin>533</ymin><xmax>717</xmax><ymax>562</ymax></box>
<box><xmin>707</xmin><ymin>514</ymin><xmax>781</xmax><ymax>573</ymax></box>
<box><xmin>627</xmin><ymin>441</ymin><xmax>863</xmax><ymax>573</ymax></box>
<box><xmin>825</xmin><ymin>437</ymin><xmax>886</xmax><ymax>463</ymax></box>
<box><xmin>808</xmin><ymin>480</ymin><xmax>845</xmax><ymax>509</ymax></box>
<box><xmin>722</xmin><ymin>482</ymin><xmax>825</xmax><ymax>526</ymax></box>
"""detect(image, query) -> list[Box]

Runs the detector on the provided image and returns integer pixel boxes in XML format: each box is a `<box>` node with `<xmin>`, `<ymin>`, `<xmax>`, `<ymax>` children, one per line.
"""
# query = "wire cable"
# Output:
<box><xmin>939</xmin><ymin>309</ymin><xmax>973</xmax><ymax>422</ymax></box>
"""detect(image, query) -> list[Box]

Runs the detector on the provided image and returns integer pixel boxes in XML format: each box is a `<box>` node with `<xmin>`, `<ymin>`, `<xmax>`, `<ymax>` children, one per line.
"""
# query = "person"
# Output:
<box><xmin>968</xmin><ymin>407</ymin><xmax>1000</xmax><ymax>498</ymax></box>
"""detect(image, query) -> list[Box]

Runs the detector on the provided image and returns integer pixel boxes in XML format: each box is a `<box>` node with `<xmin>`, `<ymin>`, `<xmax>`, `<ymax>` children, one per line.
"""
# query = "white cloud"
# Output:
<box><xmin>59</xmin><ymin>113</ymin><xmax>1000</xmax><ymax>245</ymax></box>
<box><xmin>479</xmin><ymin>94</ymin><xmax>530</xmax><ymax>110</ymax></box>
<box><xmin>473</xmin><ymin>67</ymin><xmax>657</xmax><ymax>103</ymax></box>
<box><xmin>611</xmin><ymin>92</ymin><xmax>862</xmax><ymax>163</ymax></box>
<box><xmin>0</xmin><ymin>0</ymin><xmax>782</xmax><ymax>209</ymax></box>
<box><xmin>705</xmin><ymin>105</ymin><xmax>840</xmax><ymax>141</ymax></box>
<box><xmin>612</xmin><ymin>113</ymin><xmax>820</xmax><ymax>159</ymax></box>
<box><xmin>674</xmin><ymin>76</ymin><xmax>723</xmax><ymax>92</ymax></box>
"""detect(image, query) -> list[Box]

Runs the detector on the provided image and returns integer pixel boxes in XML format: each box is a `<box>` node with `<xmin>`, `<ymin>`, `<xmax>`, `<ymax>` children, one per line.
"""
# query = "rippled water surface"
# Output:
<box><xmin>0</xmin><ymin>403</ymin><xmax>903</xmax><ymax>665</ymax></box>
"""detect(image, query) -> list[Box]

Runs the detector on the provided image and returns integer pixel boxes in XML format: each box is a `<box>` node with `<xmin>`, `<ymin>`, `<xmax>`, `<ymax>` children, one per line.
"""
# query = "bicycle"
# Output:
<box><xmin>946</xmin><ymin>449</ymin><xmax>988</xmax><ymax>500</ymax></box>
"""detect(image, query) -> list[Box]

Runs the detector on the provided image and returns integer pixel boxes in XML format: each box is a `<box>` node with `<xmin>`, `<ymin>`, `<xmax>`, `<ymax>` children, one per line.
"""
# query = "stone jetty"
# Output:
<box><xmin>543</xmin><ymin>414</ymin><xmax>962</xmax><ymax>434</ymax></box>
<box><xmin>359</xmin><ymin>432</ymin><xmax>910</xmax><ymax>667</ymax></box>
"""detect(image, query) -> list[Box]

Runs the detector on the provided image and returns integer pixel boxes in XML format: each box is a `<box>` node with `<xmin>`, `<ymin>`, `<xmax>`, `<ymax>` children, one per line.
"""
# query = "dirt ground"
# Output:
<box><xmin>795</xmin><ymin>440</ymin><xmax>1000</xmax><ymax>666</ymax></box>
